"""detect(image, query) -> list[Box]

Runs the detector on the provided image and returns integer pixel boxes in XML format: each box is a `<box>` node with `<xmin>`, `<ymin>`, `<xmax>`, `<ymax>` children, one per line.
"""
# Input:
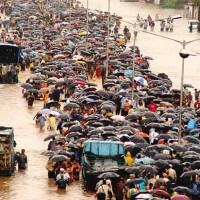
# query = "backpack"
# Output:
<box><xmin>57</xmin><ymin>175</ymin><xmax>67</xmax><ymax>189</ymax></box>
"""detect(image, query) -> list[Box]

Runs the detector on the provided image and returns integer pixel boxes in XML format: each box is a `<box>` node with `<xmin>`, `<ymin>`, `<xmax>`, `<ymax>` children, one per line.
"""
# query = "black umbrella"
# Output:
<box><xmin>125</xmin><ymin>178</ymin><xmax>144</xmax><ymax>187</ymax></box>
<box><xmin>182</xmin><ymin>136</ymin><xmax>200</xmax><ymax>144</ymax></box>
<box><xmin>155</xmin><ymin>134</ymin><xmax>174</xmax><ymax>140</ymax></box>
<box><xmin>173</xmin><ymin>186</ymin><xmax>192</xmax><ymax>195</ymax></box>
<box><xmin>125</xmin><ymin>113</ymin><xmax>141</xmax><ymax>121</ymax></box>
<box><xmin>57</xmin><ymin>114</ymin><xmax>69</xmax><ymax>120</ymax></box>
<box><xmin>129</xmin><ymin>135</ymin><xmax>147</xmax><ymax>143</ymax></box>
<box><xmin>170</xmin><ymin>144</ymin><xmax>187</xmax><ymax>152</ymax></box>
<box><xmin>125</xmin><ymin>166</ymin><xmax>142</xmax><ymax>174</ymax></box>
<box><xmin>69</xmin><ymin>124</ymin><xmax>83</xmax><ymax>132</ymax></box>
<box><xmin>191</xmin><ymin>160</ymin><xmax>200</xmax><ymax>170</ymax></box>
<box><xmin>43</xmin><ymin>133</ymin><xmax>58</xmax><ymax>141</ymax></box>
<box><xmin>49</xmin><ymin>155</ymin><xmax>68</xmax><ymax>162</ymax></box>
<box><xmin>56</xmin><ymin>150</ymin><xmax>73</xmax><ymax>157</ymax></box>
<box><xmin>142</xmin><ymin>165</ymin><xmax>158</xmax><ymax>174</ymax></box>
<box><xmin>21</xmin><ymin>83</ymin><xmax>33</xmax><ymax>89</ymax></box>
<box><xmin>183</xmin><ymin>83</ymin><xmax>194</xmax><ymax>88</ymax></box>
<box><xmin>188</xmin><ymin>146</ymin><xmax>200</xmax><ymax>153</ymax></box>
<box><xmin>153</xmin><ymin>159</ymin><xmax>169</xmax><ymax>169</ymax></box>
<box><xmin>66</xmin><ymin>132</ymin><xmax>82</xmax><ymax>138</ymax></box>
<box><xmin>97</xmin><ymin>172</ymin><xmax>120</xmax><ymax>179</ymax></box>
<box><xmin>153</xmin><ymin>153</ymin><xmax>171</xmax><ymax>160</ymax></box>
<box><xmin>40</xmin><ymin>150</ymin><xmax>55</xmax><ymax>156</ymax></box>
<box><xmin>180</xmin><ymin>170</ymin><xmax>200</xmax><ymax>178</ymax></box>
<box><xmin>65</xmin><ymin>143</ymin><xmax>78</xmax><ymax>149</ymax></box>
<box><xmin>182</xmin><ymin>154</ymin><xmax>200</xmax><ymax>162</ymax></box>
<box><xmin>64</xmin><ymin>102</ymin><xmax>80</xmax><ymax>108</ymax></box>
<box><xmin>146</xmin><ymin>123</ymin><xmax>165</xmax><ymax>129</ymax></box>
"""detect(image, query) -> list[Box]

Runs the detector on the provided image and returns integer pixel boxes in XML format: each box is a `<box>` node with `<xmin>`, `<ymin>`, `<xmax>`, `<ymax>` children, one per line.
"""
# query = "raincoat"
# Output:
<box><xmin>125</xmin><ymin>152</ymin><xmax>133</xmax><ymax>166</ymax></box>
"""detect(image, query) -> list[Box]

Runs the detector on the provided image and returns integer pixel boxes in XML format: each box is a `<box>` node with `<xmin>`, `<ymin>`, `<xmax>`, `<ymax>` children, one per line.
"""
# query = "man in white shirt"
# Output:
<box><xmin>149</xmin><ymin>128</ymin><xmax>159</xmax><ymax>145</ymax></box>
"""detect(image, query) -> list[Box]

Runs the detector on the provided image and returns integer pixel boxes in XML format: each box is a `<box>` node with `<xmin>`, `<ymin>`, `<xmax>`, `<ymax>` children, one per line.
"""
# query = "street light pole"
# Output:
<box><xmin>178</xmin><ymin>40</ymin><xmax>186</xmax><ymax>144</ymax></box>
<box><xmin>86</xmin><ymin>0</ymin><xmax>89</xmax><ymax>47</ymax></box>
<box><xmin>106</xmin><ymin>0</ymin><xmax>110</xmax><ymax>77</ymax></box>
<box><xmin>131</xmin><ymin>29</ymin><xmax>138</xmax><ymax>104</ymax></box>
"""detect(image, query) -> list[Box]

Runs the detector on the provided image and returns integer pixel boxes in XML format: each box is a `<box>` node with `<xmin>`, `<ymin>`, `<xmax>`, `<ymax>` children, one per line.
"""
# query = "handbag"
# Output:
<box><xmin>97</xmin><ymin>186</ymin><xmax>106</xmax><ymax>200</ymax></box>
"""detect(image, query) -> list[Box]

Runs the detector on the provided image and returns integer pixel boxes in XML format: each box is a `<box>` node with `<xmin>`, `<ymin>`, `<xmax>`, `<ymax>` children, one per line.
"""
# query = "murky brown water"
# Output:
<box><xmin>0</xmin><ymin>1</ymin><xmax>200</xmax><ymax>199</ymax></box>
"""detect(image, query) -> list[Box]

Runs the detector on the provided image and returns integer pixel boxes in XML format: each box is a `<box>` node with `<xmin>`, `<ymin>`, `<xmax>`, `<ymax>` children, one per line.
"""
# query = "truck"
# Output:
<box><xmin>0</xmin><ymin>126</ymin><xmax>16</xmax><ymax>176</ymax></box>
<box><xmin>82</xmin><ymin>140</ymin><xmax>126</xmax><ymax>189</ymax></box>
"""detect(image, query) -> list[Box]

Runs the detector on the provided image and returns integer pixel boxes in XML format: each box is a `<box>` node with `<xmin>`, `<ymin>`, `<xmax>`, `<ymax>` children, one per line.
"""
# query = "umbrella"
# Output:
<box><xmin>142</xmin><ymin>165</ymin><xmax>158</xmax><ymax>174</ymax></box>
<box><xmin>191</xmin><ymin>160</ymin><xmax>200</xmax><ymax>169</ymax></box>
<box><xmin>180</xmin><ymin>170</ymin><xmax>200</xmax><ymax>178</ymax></box>
<box><xmin>154</xmin><ymin>153</ymin><xmax>171</xmax><ymax>160</ymax></box>
<box><xmin>173</xmin><ymin>186</ymin><xmax>192</xmax><ymax>195</ymax></box>
<box><xmin>153</xmin><ymin>159</ymin><xmax>169</xmax><ymax>169</ymax></box>
<box><xmin>135</xmin><ymin>132</ymin><xmax>149</xmax><ymax>138</ymax></box>
<box><xmin>21</xmin><ymin>83</ymin><xmax>33</xmax><ymax>89</ymax></box>
<box><xmin>182</xmin><ymin>136</ymin><xmax>200</xmax><ymax>144</ymax></box>
<box><xmin>171</xmin><ymin>195</ymin><xmax>190</xmax><ymax>200</ymax></box>
<box><xmin>125</xmin><ymin>178</ymin><xmax>144</xmax><ymax>187</ymax></box>
<box><xmin>65</xmin><ymin>143</ymin><xmax>78</xmax><ymax>149</ymax></box>
<box><xmin>40</xmin><ymin>150</ymin><xmax>55</xmax><ymax>156</ymax></box>
<box><xmin>129</xmin><ymin>135</ymin><xmax>147</xmax><ymax>143</ymax></box>
<box><xmin>134</xmin><ymin>157</ymin><xmax>154</xmax><ymax>165</ymax></box>
<box><xmin>170</xmin><ymin>144</ymin><xmax>187</xmax><ymax>152</ymax></box>
<box><xmin>43</xmin><ymin>133</ymin><xmax>58</xmax><ymax>141</ymax></box>
<box><xmin>125</xmin><ymin>166</ymin><xmax>142</xmax><ymax>174</ymax></box>
<box><xmin>56</xmin><ymin>150</ymin><xmax>73</xmax><ymax>157</ymax></box>
<box><xmin>183</xmin><ymin>83</ymin><xmax>194</xmax><ymax>88</ymax></box>
<box><xmin>146</xmin><ymin>123</ymin><xmax>165</xmax><ymax>129</ymax></box>
<box><xmin>151</xmin><ymin>189</ymin><xmax>170</xmax><ymax>198</ymax></box>
<box><xmin>110</xmin><ymin>115</ymin><xmax>125</xmax><ymax>121</ymax></box>
<box><xmin>66</xmin><ymin>132</ymin><xmax>82</xmax><ymax>138</ymax></box>
<box><xmin>49</xmin><ymin>155</ymin><xmax>68</xmax><ymax>162</ymax></box>
<box><xmin>69</xmin><ymin>124</ymin><xmax>83</xmax><ymax>132</ymax></box>
<box><xmin>64</xmin><ymin>102</ymin><xmax>80</xmax><ymax>108</ymax></box>
<box><xmin>97</xmin><ymin>172</ymin><xmax>120</xmax><ymax>179</ymax></box>
<box><xmin>39</xmin><ymin>109</ymin><xmax>60</xmax><ymax>116</ymax></box>
<box><xmin>57</xmin><ymin>114</ymin><xmax>69</xmax><ymax>120</ymax></box>
<box><xmin>134</xmin><ymin>76</ymin><xmax>148</xmax><ymax>86</ymax></box>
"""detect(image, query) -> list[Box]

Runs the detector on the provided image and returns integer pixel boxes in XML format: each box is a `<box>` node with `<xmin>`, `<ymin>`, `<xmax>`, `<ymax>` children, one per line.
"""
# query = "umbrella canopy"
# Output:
<box><xmin>134</xmin><ymin>157</ymin><xmax>154</xmax><ymax>165</ymax></box>
<box><xmin>69</xmin><ymin>124</ymin><xmax>83</xmax><ymax>132</ymax></box>
<box><xmin>153</xmin><ymin>159</ymin><xmax>169</xmax><ymax>169</ymax></box>
<box><xmin>43</xmin><ymin>133</ymin><xmax>58</xmax><ymax>141</ymax></box>
<box><xmin>97</xmin><ymin>172</ymin><xmax>120</xmax><ymax>179</ymax></box>
<box><xmin>171</xmin><ymin>195</ymin><xmax>190</xmax><ymax>200</ymax></box>
<box><xmin>125</xmin><ymin>178</ymin><xmax>144</xmax><ymax>187</ymax></box>
<box><xmin>21</xmin><ymin>83</ymin><xmax>33</xmax><ymax>89</ymax></box>
<box><xmin>39</xmin><ymin>109</ymin><xmax>60</xmax><ymax>116</ymax></box>
<box><xmin>110</xmin><ymin>115</ymin><xmax>125</xmax><ymax>121</ymax></box>
<box><xmin>49</xmin><ymin>155</ymin><xmax>68</xmax><ymax>162</ymax></box>
<box><xmin>180</xmin><ymin>170</ymin><xmax>200</xmax><ymax>178</ymax></box>
<box><xmin>151</xmin><ymin>189</ymin><xmax>170</xmax><ymax>198</ymax></box>
<box><xmin>125</xmin><ymin>166</ymin><xmax>142</xmax><ymax>174</ymax></box>
<box><xmin>173</xmin><ymin>186</ymin><xmax>192</xmax><ymax>195</ymax></box>
<box><xmin>40</xmin><ymin>150</ymin><xmax>55</xmax><ymax>156</ymax></box>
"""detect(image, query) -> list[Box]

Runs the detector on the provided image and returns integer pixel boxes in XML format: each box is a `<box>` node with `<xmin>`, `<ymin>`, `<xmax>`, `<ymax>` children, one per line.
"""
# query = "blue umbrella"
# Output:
<box><xmin>124</xmin><ymin>69</ymin><xmax>132</xmax><ymax>77</ymax></box>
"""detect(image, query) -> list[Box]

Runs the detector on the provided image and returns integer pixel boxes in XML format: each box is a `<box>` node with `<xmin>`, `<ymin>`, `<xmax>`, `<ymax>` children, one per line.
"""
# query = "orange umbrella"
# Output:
<box><xmin>135</xmin><ymin>132</ymin><xmax>149</xmax><ymax>138</ymax></box>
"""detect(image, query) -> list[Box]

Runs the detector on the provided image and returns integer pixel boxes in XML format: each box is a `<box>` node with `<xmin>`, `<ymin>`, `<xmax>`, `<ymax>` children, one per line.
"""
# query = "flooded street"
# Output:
<box><xmin>0</xmin><ymin>0</ymin><xmax>200</xmax><ymax>199</ymax></box>
<box><xmin>0</xmin><ymin>71</ymin><xmax>94</xmax><ymax>200</ymax></box>
<box><xmin>82</xmin><ymin>0</ymin><xmax>200</xmax><ymax>89</ymax></box>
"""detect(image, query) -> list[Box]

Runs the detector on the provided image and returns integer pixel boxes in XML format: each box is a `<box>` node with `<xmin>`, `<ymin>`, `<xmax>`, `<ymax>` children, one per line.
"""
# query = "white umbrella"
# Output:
<box><xmin>39</xmin><ymin>109</ymin><xmax>60</xmax><ymax>116</ymax></box>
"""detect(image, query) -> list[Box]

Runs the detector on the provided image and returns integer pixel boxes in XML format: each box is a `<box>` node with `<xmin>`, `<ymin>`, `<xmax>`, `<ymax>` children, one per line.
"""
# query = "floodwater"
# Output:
<box><xmin>0</xmin><ymin>0</ymin><xmax>200</xmax><ymax>200</ymax></box>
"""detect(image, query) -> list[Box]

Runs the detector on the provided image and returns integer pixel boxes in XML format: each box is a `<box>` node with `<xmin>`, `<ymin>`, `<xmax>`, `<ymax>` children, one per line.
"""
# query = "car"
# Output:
<box><xmin>188</xmin><ymin>19</ymin><xmax>200</xmax><ymax>29</ymax></box>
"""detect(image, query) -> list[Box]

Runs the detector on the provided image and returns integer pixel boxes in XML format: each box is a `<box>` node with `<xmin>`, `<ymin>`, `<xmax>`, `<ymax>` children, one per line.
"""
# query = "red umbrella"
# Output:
<box><xmin>74</xmin><ymin>80</ymin><xmax>86</xmax><ymax>86</ymax></box>
<box><xmin>151</xmin><ymin>189</ymin><xmax>170</xmax><ymax>198</ymax></box>
<box><xmin>135</xmin><ymin>132</ymin><xmax>149</xmax><ymax>138</ymax></box>
<box><xmin>171</xmin><ymin>195</ymin><xmax>190</xmax><ymax>200</ymax></box>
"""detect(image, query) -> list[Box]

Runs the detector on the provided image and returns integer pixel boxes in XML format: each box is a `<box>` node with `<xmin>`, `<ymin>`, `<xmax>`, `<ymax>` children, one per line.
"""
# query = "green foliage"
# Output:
<box><xmin>191</xmin><ymin>0</ymin><xmax>200</xmax><ymax>9</ymax></box>
<box><xmin>161</xmin><ymin>0</ymin><xmax>184</xmax><ymax>9</ymax></box>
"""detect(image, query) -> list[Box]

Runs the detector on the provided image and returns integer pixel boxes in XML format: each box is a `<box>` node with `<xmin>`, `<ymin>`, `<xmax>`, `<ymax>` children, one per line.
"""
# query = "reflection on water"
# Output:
<box><xmin>0</xmin><ymin>0</ymin><xmax>200</xmax><ymax>199</ymax></box>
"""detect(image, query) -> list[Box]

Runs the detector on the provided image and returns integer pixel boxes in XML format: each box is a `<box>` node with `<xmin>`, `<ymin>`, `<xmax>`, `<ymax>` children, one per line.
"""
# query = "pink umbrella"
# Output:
<box><xmin>110</xmin><ymin>115</ymin><xmax>125</xmax><ymax>121</ymax></box>
<box><xmin>171</xmin><ymin>195</ymin><xmax>190</xmax><ymax>200</ymax></box>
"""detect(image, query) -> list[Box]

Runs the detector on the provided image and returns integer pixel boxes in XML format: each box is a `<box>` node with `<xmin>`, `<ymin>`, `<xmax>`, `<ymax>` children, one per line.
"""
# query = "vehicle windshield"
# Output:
<box><xmin>83</xmin><ymin>142</ymin><xmax>124</xmax><ymax>156</ymax></box>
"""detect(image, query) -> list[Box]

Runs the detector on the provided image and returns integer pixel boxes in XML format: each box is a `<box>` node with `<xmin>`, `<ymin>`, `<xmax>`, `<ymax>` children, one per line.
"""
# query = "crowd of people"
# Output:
<box><xmin>1</xmin><ymin>0</ymin><xmax>200</xmax><ymax>199</ymax></box>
